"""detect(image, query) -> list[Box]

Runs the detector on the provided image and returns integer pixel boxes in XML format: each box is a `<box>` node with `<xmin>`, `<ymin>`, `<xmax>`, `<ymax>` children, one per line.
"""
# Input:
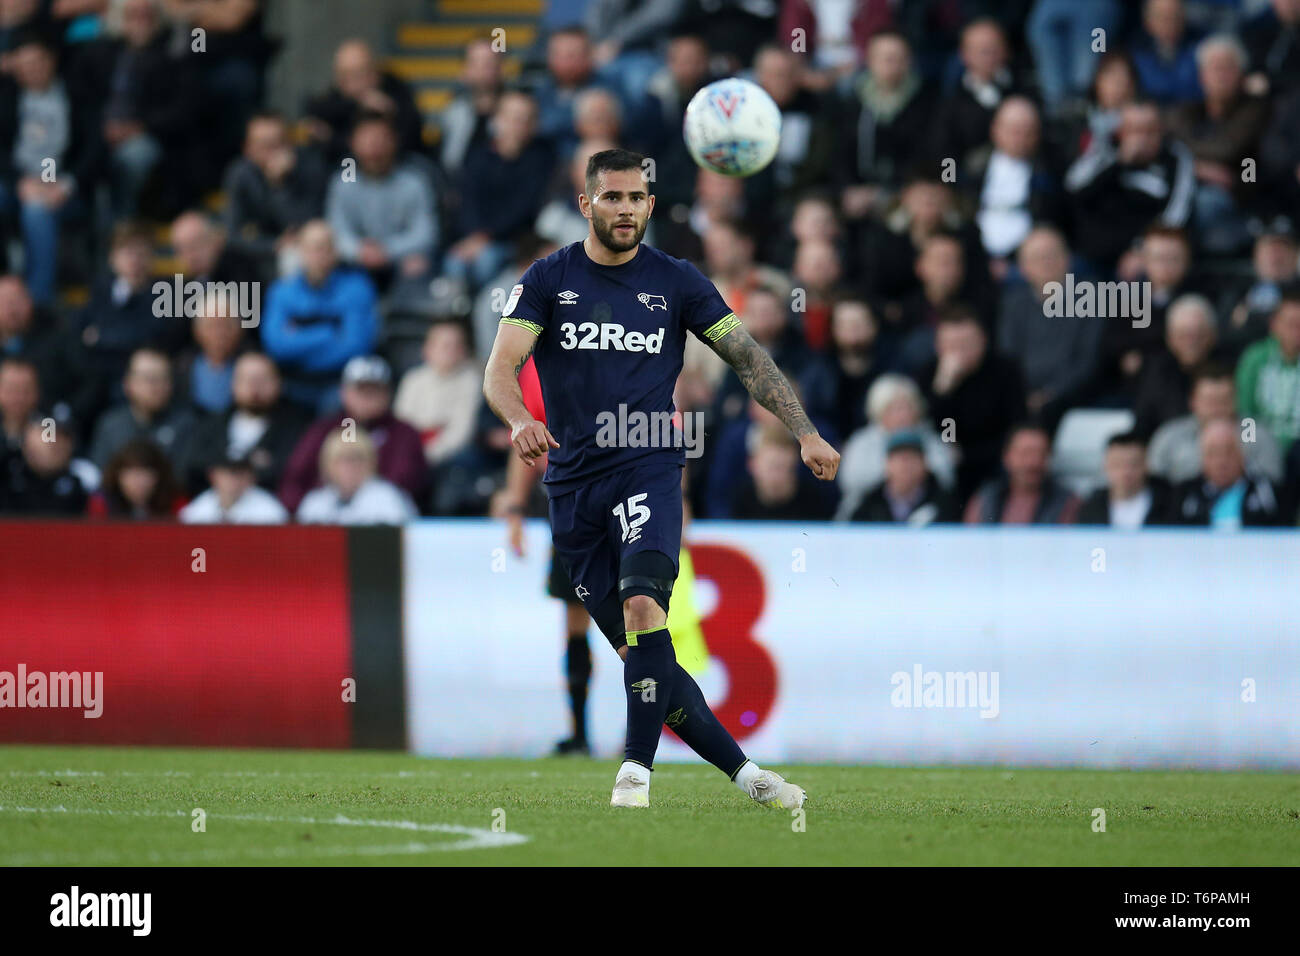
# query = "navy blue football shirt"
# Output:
<box><xmin>500</xmin><ymin>241</ymin><xmax>739</xmax><ymax>495</ymax></box>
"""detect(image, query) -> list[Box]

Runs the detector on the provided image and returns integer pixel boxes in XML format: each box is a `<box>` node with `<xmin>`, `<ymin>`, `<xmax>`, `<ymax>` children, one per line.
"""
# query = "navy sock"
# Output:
<box><xmin>564</xmin><ymin>634</ymin><xmax>591</xmax><ymax>741</ymax></box>
<box><xmin>622</xmin><ymin>626</ymin><xmax>676</xmax><ymax>769</ymax></box>
<box><xmin>663</xmin><ymin>664</ymin><xmax>748</xmax><ymax>778</ymax></box>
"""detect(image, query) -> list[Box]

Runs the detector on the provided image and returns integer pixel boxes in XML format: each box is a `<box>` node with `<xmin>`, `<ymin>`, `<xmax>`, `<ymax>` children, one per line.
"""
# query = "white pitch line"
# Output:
<box><xmin>0</xmin><ymin>805</ymin><xmax>528</xmax><ymax>862</ymax></box>
<box><xmin>4</xmin><ymin>769</ymin><xmax>444</xmax><ymax>779</ymax></box>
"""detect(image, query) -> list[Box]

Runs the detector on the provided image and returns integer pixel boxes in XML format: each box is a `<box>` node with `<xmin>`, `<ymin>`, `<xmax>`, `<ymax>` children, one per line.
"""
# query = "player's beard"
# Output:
<box><xmin>591</xmin><ymin>211</ymin><xmax>647</xmax><ymax>253</ymax></box>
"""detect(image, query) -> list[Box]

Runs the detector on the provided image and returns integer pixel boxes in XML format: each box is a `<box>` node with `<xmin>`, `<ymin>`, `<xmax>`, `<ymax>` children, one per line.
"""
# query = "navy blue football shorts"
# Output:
<box><xmin>548</xmin><ymin>460</ymin><xmax>683</xmax><ymax>647</ymax></box>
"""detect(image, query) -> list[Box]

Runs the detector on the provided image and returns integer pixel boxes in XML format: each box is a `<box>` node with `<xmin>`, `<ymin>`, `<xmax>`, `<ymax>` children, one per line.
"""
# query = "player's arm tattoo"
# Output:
<box><xmin>706</xmin><ymin>323</ymin><xmax>817</xmax><ymax>438</ymax></box>
<box><xmin>484</xmin><ymin>324</ymin><xmax>539</xmax><ymax>429</ymax></box>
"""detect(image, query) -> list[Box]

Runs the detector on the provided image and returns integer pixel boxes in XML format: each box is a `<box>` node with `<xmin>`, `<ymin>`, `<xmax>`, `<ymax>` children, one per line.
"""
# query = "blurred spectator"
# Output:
<box><xmin>88</xmin><ymin>436</ymin><xmax>181</xmax><ymax>518</ymax></box>
<box><xmin>0</xmin><ymin>417</ymin><xmax>89</xmax><ymax>516</ymax></box>
<box><xmin>532</xmin><ymin>26</ymin><xmax>622</xmax><ymax>157</ymax></box>
<box><xmin>303</xmin><ymin>38</ymin><xmax>422</xmax><ymax>164</ymax></box>
<box><xmin>0</xmin><ymin>33</ymin><xmax>100</xmax><ymax>306</ymax></box>
<box><xmin>87</xmin><ymin>0</ymin><xmax>201</xmax><ymax>217</ymax></box>
<box><xmin>1131</xmin><ymin>0</ymin><xmax>1203</xmax><ymax>105</ymax></box>
<box><xmin>178</xmin><ymin>453</ymin><xmax>287</xmax><ymax>524</ymax></box>
<box><xmin>325</xmin><ymin>112</ymin><xmax>437</xmax><ymax>289</ymax></box>
<box><xmin>176</xmin><ymin>351</ymin><xmax>309</xmax><ymax>495</ymax></box>
<box><xmin>1219</xmin><ymin>221</ymin><xmax>1300</xmax><ymax>357</ymax></box>
<box><xmin>393</xmin><ymin>321</ymin><xmax>482</xmax><ymax>467</ymax></box>
<box><xmin>1236</xmin><ymin>292</ymin><xmax>1300</xmax><ymax>454</ymax></box>
<box><xmin>586</xmin><ymin>0</ymin><xmax>684</xmax><ymax>104</ymax></box>
<box><xmin>1075</xmin><ymin>51</ymin><xmax>1140</xmax><ymax>153</ymax></box>
<box><xmin>1064</xmin><ymin>99</ymin><xmax>1195</xmax><ymax>271</ymax></box>
<box><xmin>923</xmin><ymin>307</ymin><xmax>1027</xmax><ymax>500</ymax></box>
<box><xmin>657</xmin><ymin>165</ymin><xmax>749</xmax><ymax>263</ymax></box>
<box><xmin>1102</xmin><ymin>226</ymin><xmax>1200</xmax><ymax>400</ymax></box>
<box><xmin>436</xmin><ymin>38</ymin><xmax>504</xmax><ymax>179</ymax></box>
<box><xmin>778</xmin><ymin>0</ymin><xmax>893</xmax><ymax>88</ymax></box>
<box><xmin>445</xmin><ymin>90</ymin><xmax>553</xmax><ymax>291</ymax></box>
<box><xmin>1132</xmin><ymin>293</ymin><xmax>1221</xmax><ymax>435</ymax></box>
<box><xmin>1148</xmin><ymin>361</ymin><xmax>1283</xmax><ymax>483</ymax></box>
<box><xmin>536</xmin><ymin>138</ymin><xmax>616</xmax><ymax>246</ymax></box>
<box><xmin>832</xmin><ymin>29</ymin><xmax>934</xmax><ymax>220</ymax></box>
<box><xmin>1168</xmin><ymin>417</ymin><xmax>1290</xmax><ymax>526</ymax></box>
<box><xmin>966</xmin><ymin>96</ymin><xmax>1064</xmax><ymax>263</ymax></box>
<box><xmin>860</xmin><ymin>177</ymin><xmax>989</xmax><ymax>311</ymax></box>
<box><xmin>930</xmin><ymin>18</ymin><xmax>1020</xmax><ymax>169</ymax></box>
<box><xmin>296</xmin><ymin>426</ymin><xmax>416</xmax><ymax>525</ymax></box>
<box><xmin>705</xmin><ymin>384</ymin><xmax>836</xmax><ymax>518</ymax></box>
<box><xmin>176</xmin><ymin>293</ymin><xmax>245</xmax><ymax>414</ymax></box>
<box><xmin>169</xmin><ymin>210</ymin><xmax>260</xmax><ymax>289</ymax></box>
<box><xmin>221</xmin><ymin>111</ymin><xmax>328</xmax><ymax>276</ymax></box>
<box><xmin>1259</xmin><ymin>87</ymin><xmax>1300</xmax><ymax>210</ymax></box>
<box><xmin>1164</xmin><ymin>33</ymin><xmax>1269</xmax><ymax>255</ymax></box>
<box><xmin>643</xmin><ymin>30</ymin><xmax>712</xmax><ymax>211</ymax></box>
<box><xmin>162</xmin><ymin>0</ymin><xmax>271</xmax><ymax>176</ymax></box>
<box><xmin>789</xmin><ymin>237</ymin><xmax>844</xmax><ymax>350</ymax></box>
<box><xmin>742</xmin><ymin>44</ymin><xmax>835</xmax><ymax>228</ymax></box>
<box><xmin>572</xmin><ymin>87</ymin><xmax>624</xmax><ymax>147</ymax></box>
<box><xmin>1240</xmin><ymin>0</ymin><xmax>1300</xmax><ymax>97</ymax></box>
<box><xmin>766</xmin><ymin>192</ymin><xmax>841</xmax><ymax>275</ymax></box>
<box><xmin>998</xmin><ymin>227</ymin><xmax>1104</xmax><ymax>430</ymax></box>
<box><xmin>731</xmin><ymin>423</ymin><xmax>833</xmax><ymax>521</ymax></box>
<box><xmin>0</xmin><ymin>275</ymin><xmax>96</xmax><ymax>430</ymax></box>
<box><xmin>889</xmin><ymin>231</ymin><xmax>986</xmax><ymax>374</ymax></box>
<box><xmin>0</xmin><ymin>356</ymin><xmax>40</xmax><ymax>464</ymax></box>
<box><xmin>87</xmin><ymin>347</ymin><xmax>194</xmax><ymax>469</ymax></box>
<box><xmin>848</xmin><ymin>428</ymin><xmax>959</xmax><ymax>525</ymax></box>
<box><xmin>964</xmin><ymin>423</ymin><xmax>1080</xmax><ymax>524</ymax></box>
<box><xmin>1077</xmin><ymin>431</ymin><xmax>1174</xmax><ymax>527</ymax></box>
<box><xmin>837</xmin><ymin>375</ymin><xmax>956</xmax><ymax>519</ymax></box>
<box><xmin>261</xmin><ymin>219</ymin><xmax>379</xmax><ymax>412</ymax></box>
<box><xmin>77</xmin><ymin>222</ymin><xmax>178</xmax><ymax>404</ymax></box>
<box><xmin>800</xmin><ymin>297</ymin><xmax>881</xmax><ymax>440</ymax></box>
<box><xmin>701</xmin><ymin>219</ymin><xmax>791</xmax><ymax>324</ymax></box>
<box><xmin>1026</xmin><ymin>0</ymin><xmax>1122</xmax><ymax>115</ymax></box>
<box><xmin>278</xmin><ymin>355</ymin><xmax>425</xmax><ymax>513</ymax></box>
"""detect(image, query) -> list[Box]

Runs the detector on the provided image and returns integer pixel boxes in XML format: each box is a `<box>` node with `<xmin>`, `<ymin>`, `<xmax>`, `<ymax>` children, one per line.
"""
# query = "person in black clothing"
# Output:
<box><xmin>78</xmin><ymin>0</ymin><xmax>203</xmax><ymax>217</ymax></box>
<box><xmin>175</xmin><ymin>351</ymin><xmax>310</xmax><ymax>497</ymax></box>
<box><xmin>849</xmin><ymin>429</ymin><xmax>958</xmax><ymax>525</ymax></box>
<box><xmin>731</xmin><ymin>424</ymin><xmax>834</xmax><ymax>521</ymax></box>
<box><xmin>800</xmin><ymin>298</ymin><xmax>880</xmax><ymax>442</ymax></box>
<box><xmin>221</xmin><ymin>112</ymin><xmax>328</xmax><ymax>277</ymax></box>
<box><xmin>303</xmin><ymin>39</ymin><xmax>424</xmax><ymax>165</ymax></box>
<box><xmin>1063</xmin><ymin>99</ymin><xmax>1196</xmax><ymax>272</ymax></box>
<box><xmin>0</xmin><ymin>416</ymin><xmax>88</xmax><ymax>516</ymax></box>
<box><xmin>1077</xmin><ymin>431</ymin><xmax>1175</xmax><ymax>528</ymax></box>
<box><xmin>921</xmin><ymin>305</ymin><xmax>1027</xmax><ymax>503</ymax></box>
<box><xmin>1168</xmin><ymin>418</ymin><xmax>1292</xmax><ymax>527</ymax></box>
<box><xmin>1131</xmin><ymin>293</ymin><xmax>1221</xmax><ymax>437</ymax></box>
<box><xmin>0</xmin><ymin>275</ymin><xmax>98</xmax><ymax>436</ymax></box>
<box><xmin>930</xmin><ymin>18</ymin><xmax>1025</xmax><ymax>172</ymax></box>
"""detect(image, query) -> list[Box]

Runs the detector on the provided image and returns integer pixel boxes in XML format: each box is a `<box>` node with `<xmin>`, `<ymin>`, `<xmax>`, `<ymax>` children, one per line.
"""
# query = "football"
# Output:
<box><xmin>683</xmin><ymin>77</ymin><xmax>782</xmax><ymax>178</ymax></box>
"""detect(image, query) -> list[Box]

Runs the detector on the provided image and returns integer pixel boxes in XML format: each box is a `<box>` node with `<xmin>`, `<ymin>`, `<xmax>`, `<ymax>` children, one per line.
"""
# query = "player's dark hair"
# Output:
<box><xmin>1106</xmin><ymin>430</ymin><xmax>1146</xmax><ymax>450</ymax></box>
<box><xmin>585</xmin><ymin>148</ymin><xmax>648</xmax><ymax>197</ymax></box>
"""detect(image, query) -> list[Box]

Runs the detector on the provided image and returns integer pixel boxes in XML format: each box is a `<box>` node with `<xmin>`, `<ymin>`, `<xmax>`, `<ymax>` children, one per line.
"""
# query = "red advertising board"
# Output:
<box><xmin>0</xmin><ymin>523</ymin><xmax>353</xmax><ymax>748</ymax></box>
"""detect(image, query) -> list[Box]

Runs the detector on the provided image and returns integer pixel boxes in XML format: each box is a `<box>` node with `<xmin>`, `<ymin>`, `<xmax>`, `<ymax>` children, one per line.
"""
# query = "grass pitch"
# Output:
<box><xmin>1</xmin><ymin>746</ymin><xmax>1297</xmax><ymax>866</ymax></box>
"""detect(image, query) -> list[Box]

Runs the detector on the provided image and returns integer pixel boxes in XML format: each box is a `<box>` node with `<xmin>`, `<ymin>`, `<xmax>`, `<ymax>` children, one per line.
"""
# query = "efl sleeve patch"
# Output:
<box><xmin>499</xmin><ymin>316</ymin><xmax>543</xmax><ymax>336</ymax></box>
<box><xmin>701</xmin><ymin>312</ymin><xmax>741</xmax><ymax>342</ymax></box>
<box><xmin>503</xmin><ymin>283</ymin><xmax>524</xmax><ymax>317</ymax></box>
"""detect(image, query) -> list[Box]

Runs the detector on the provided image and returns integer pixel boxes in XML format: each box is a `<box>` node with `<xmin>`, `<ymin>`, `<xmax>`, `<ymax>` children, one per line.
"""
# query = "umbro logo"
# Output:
<box><xmin>557</xmin><ymin>290</ymin><xmax>580</xmax><ymax>305</ymax></box>
<box><xmin>637</xmin><ymin>293</ymin><xmax>667</xmax><ymax>311</ymax></box>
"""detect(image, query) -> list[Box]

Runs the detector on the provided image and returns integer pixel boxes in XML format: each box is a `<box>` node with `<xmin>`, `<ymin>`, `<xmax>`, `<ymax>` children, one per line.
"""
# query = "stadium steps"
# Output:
<box><xmin>386</xmin><ymin>0</ymin><xmax>543</xmax><ymax>144</ymax></box>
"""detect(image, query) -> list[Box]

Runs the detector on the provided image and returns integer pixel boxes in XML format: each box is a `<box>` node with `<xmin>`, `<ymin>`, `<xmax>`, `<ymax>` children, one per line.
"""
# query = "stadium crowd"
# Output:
<box><xmin>2</xmin><ymin>0</ymin><xmax>1300</xmax><ymax>530</ymax></box>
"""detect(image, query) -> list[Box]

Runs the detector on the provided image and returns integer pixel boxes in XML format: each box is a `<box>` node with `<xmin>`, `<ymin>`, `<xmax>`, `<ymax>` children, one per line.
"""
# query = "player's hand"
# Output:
<box><xmin>800</xmin><ymin>433</ymin><xmax>840</xmax><ymax>481</ymax></box>
<box><xmin>510</xmin><ymin>419</ymin><xmax>559</xmax><ymax>466</ymax></box>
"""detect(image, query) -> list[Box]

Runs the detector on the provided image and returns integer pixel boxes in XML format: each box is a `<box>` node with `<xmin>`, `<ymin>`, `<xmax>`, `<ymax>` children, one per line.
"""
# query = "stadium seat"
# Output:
<box><xmin>1050</xmin><ymin>408</ymin><xmax>1136</xmax><ymax>495</ymax></box>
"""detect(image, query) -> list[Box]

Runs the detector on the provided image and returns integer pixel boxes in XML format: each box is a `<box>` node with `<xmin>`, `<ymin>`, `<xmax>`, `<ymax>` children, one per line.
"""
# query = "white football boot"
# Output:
<box><xmin>743</xmin><ymin>767</ymin><xmax>806</xmax><ymax>810</ymax></box>
<box><xmin>610</xmin><ymin>761</ymin><xmax>650</xmax><ymax>808</ymax></box>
